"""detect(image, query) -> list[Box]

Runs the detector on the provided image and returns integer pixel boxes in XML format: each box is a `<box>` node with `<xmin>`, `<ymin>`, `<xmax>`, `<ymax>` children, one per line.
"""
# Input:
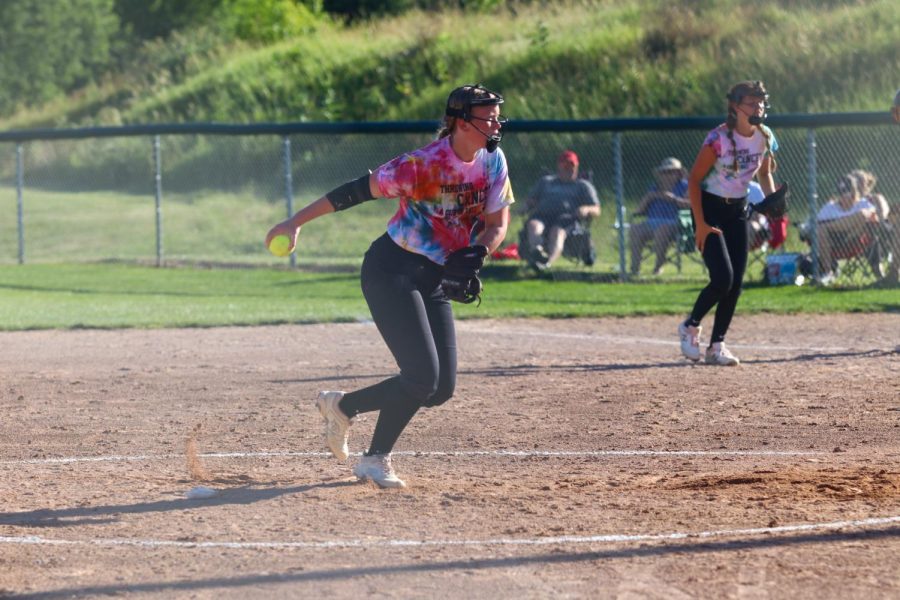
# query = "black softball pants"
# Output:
<box><xmin>688</xmin><ymin>192</ymin><xmax>749</xmax><ymax>344</ymax></box>
<box><xmin>339</xmin><ymin>233</ymin><xmax>457</xmax><ymax>456</ymax></box>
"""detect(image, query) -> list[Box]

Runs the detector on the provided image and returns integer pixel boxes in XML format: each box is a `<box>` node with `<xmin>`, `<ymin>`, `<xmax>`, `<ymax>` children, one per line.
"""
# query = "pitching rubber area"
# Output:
<box><xmin>1</xmin><ymin>313</ymin><xmax>899</xmax><ymax>598</ymax></box>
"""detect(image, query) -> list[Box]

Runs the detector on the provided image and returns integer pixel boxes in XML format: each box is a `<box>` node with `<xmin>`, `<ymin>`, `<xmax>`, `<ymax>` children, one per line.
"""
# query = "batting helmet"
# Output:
<box><xmin>727</xmin><ymin>80</ymin><xmax>770</xmax><ymax>124</ymax></box>
<box><xmin>445</xmin><ymin>84</ymin><xmax>504</xmax><ymax>122</ymax></box>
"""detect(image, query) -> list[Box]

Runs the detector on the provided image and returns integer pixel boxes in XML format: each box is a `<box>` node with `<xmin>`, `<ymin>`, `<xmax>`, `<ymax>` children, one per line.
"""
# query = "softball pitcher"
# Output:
<box><xmin>266</xmin><ymin>84</ymin><xmax>513</xmax><ymax>487</ymax></box>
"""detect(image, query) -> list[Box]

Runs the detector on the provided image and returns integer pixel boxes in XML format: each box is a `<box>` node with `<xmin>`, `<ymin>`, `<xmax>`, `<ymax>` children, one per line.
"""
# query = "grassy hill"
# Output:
<box><xmin>2</xmin><ymin>0</ymin><xmax>898</xmax><ymax>130</ymax></box>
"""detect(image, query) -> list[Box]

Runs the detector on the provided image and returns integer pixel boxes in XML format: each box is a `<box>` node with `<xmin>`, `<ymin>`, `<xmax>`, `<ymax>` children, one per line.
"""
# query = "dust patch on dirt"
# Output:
<box><xmin>185</xmin><ymin>423</ymin><xmax>211</xmax><ymax>481</ymax></box>
<box><xmin>184</xmin><ymin>423</ymin><xmax>267</xmax><ymax>486</ymax></box>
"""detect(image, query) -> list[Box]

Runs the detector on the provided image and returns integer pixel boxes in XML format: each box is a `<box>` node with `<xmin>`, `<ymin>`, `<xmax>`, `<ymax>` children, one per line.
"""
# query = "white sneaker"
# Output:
<box><xmin>705</xmin><ymin>342</ymin><xmax>740</xmax><ymax>366</ymax></box>
<box><xmin>817</xmin><ymin>271</ymin><xmax>836</xmax><ymax>287</ymax></box>
<box><xmin>315</xmin><ymin>391</ymin><xmax>352</xmax><ymax>460</ymax></box>
<box><xmin>678</xmin><ymin>322</ymin><xmax>702</xmax><ymax>361</ymax></box>
<box><xmin>353</xmin><ymin>453</ymin><xmax>406</xmax><ymax>489</ymax></box>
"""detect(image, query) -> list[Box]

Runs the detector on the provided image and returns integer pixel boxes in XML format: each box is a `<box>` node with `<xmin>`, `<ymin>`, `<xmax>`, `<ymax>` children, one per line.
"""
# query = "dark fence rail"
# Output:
<box><xmin>2</xmin><ymin>112</ymin><xmax>897</xmax><ymax>286</ymax></box>
<box><xmin>1</xmin><ymin>112</ymin><xmax>893</xmax><ymax>142</ymax></box>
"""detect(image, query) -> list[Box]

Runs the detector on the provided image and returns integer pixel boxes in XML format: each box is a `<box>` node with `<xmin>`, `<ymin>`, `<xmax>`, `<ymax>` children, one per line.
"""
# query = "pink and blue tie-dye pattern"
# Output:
<box><xmin>701</xmin><ymin>124</ymin><xmax>778</xmax><ymax>198</ymax></box>
<box><xmin>375</xmin><ymin>136</ymin><xmax>514</xmax><ymax>265</ymax></box>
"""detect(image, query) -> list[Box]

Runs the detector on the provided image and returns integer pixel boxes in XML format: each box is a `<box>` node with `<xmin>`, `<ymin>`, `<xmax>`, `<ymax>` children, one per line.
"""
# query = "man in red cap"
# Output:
<box><xmin>522</xmin><ymin>150</ymin><xmax>601</xmax><ymax>270</ymax></box>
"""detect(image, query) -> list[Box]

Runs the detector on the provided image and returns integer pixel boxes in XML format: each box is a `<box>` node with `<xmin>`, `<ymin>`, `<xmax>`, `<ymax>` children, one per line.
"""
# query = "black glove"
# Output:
<box><xmin>441</xmin><ymin>245</ymin><xmax>488</xmax><ymax>305</ymax></box>
<box><xmin>751</xmin><ymin>182</ymin><xmax>789</xmax><ymax>219</ymax></box>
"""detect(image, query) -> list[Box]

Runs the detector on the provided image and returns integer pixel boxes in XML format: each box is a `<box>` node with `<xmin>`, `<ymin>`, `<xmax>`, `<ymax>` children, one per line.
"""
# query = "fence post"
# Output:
<box><xmin>613</xmin><ymin>133</ymin><xmax>627</xmax><ymax>280</ymax></box>
<box><xmin>153</xmin><ymin>135</ymin><xmax>163</xmax><ymax>267</ymax></box>
<box><xmin>282</xmin><ymin>136</ymin><xmax>296</xmax><ymax>268</ymax></box>
<box><xmin>16</xmin><ymin>143</ymin><xmax>24</xmax><ymax>265</ymax></box>
<box><xmin>806</xmin><ymin>129</ymin><xmax>819</xmax><ymax>283</ymax></box>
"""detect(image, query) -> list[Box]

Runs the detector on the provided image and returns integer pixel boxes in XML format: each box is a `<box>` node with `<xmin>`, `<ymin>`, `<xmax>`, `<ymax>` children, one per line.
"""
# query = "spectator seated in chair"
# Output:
<box><xmin>629</xmin><ymin>157</ymin><xmax>690</xmax><ymax>276</ymax></box>
<box><xmin>849</xmin><ymin>169</ymin><xmax>891</xmax><ymax>225</ymax></box>
<box><xmin>521</xmin><ymin>150</ymin><xmax>601</xmax><ymax>271</ymax></box>
<box><xmin>850</xmin><ymin>168</ymin><xmax>897</xmax><ymax>286</ymax></box>
<box><xmin>801</xmin><ymin>174</ymin><xmax>885</xmax><ymax>284</ymax></box>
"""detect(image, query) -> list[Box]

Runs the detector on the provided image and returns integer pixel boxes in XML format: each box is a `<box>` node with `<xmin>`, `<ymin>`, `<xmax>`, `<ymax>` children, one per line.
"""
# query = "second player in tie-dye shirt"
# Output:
<box><xmin>678</xmin><ymin>80</ymin><xmax>781</xmax><ymax>367</ymax></box>
<box><xmin>700</xmin><ymin>123</ymin><xmax>778</xmax><ymax>200</ymax></box>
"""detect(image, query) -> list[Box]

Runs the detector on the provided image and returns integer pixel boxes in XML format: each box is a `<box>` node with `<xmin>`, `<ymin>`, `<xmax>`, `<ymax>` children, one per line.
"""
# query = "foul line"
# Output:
<box><xmin>455</xmin><ymin>323</ymin><xmax>868</xmax><ymax>353</ymax></box>
<box><xmin>0</xmin><ymin>448</ymin><xmax>822</xmax><ymax>466</ymax></box>
<box><xmin>2</xmin><ymin>515</ymin><xmax>899</xmax><ymax>551</ymax></box>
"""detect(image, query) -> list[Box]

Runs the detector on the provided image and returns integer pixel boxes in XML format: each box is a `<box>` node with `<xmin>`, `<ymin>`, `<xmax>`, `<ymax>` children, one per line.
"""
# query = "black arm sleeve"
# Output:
<box><xmin>326</xmin><ymin>174</ymin><xmax>375</xmax><ymax>212</ymax></box>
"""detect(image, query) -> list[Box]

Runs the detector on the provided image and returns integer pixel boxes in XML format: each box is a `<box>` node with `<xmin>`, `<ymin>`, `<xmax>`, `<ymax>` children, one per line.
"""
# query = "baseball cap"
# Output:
<box><xmin>558</xmin><ymin>150</ymin><xmax>579</xmax><ymax>165</ymax></box>
<box><xmin>655</xmin><ymin>157</ymin><xmax>683</xmax><ymax>172</ymax></box>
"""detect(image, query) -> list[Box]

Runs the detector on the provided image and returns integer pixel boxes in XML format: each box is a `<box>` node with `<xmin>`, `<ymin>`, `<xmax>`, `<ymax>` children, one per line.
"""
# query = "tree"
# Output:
<box><xmin>0</xmin><ymin>0</ymin><xmax>120</xmax><ymax>116</ymax></box>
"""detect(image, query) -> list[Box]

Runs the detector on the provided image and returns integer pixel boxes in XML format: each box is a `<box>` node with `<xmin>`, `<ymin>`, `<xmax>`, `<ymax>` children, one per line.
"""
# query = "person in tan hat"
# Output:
<box><xmin>522</xmin><ymin>150</ymin><xmax>601</xmax><ymax>270</ymax></box>
<box><xmin>629</xmin><ymin>157</ymin><xmax>690</xmax><ymax>275</ymax></box>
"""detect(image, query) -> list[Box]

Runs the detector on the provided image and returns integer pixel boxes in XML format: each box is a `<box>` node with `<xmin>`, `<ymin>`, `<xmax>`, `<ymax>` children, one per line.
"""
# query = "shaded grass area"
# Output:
<box><xmin>0</xmin><ymin>263</ymin><xmax>895</xmax><ymax>331</ymax></box>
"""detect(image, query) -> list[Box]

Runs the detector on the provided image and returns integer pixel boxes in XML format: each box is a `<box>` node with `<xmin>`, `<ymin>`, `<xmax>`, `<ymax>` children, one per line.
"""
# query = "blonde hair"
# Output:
<box><xmin>848</xmin><ymin>169</ymin><xmax>876</xmax><ymax>195</ymax></box>
<box><xmin>849</xmin><ymin>169</ymin><xmax>890</xmax><ymax>220</ymax></box>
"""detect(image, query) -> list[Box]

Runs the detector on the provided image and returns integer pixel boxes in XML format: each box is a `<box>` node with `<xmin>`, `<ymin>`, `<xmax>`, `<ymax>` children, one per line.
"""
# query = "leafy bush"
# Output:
<box><xmin>215</xmin><ymin>0</ymin><xmax>323</xmax><ymax>43</ymax></box>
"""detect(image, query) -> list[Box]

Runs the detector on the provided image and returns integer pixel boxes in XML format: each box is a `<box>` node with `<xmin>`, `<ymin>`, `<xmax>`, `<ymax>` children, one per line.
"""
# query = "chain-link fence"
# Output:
<box><xmin>2</xmin><ymin>114</ymin><xmax>897</xmax><ymax>286</ymax></box>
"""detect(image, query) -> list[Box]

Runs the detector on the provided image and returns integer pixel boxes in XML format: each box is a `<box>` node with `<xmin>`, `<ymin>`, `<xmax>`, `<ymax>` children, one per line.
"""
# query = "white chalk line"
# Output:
<box><xmin>458</xmin><ymin>325</ymin><xmax>861</xmax><ymax>353</ymax></box>
<box><xmin>1</xmin><ymin>448</ymin><xmax>822</xmax><ymax>466</ymax></box>
<box><xmin>2</xmin><ymin>515</ymin><xmax>899</xmax><ymax>551</ymax></box>
<box><xmin>367</xmin><ymin>320</ymin><xmax>887</xmax><ymax>354</ymax></box>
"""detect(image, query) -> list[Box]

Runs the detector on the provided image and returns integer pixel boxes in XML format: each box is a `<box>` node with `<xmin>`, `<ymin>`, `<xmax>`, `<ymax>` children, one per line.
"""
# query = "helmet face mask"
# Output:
<box><xmin>445</xmin><ymin>84</ymin><xmax>504</xmax><ymax>122</ymax></box>
<box><xmin>445</xmin><ymin>84</ymin><xmax>506</xmax><ymax>152</ymax></box>
<box><xmin>727</xmin><ymin>80</ymin><xmax>770</xmax><ymax>125</ymax></box>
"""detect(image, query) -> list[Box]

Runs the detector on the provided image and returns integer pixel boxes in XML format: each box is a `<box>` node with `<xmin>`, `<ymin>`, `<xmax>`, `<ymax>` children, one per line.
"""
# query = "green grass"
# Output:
<box><xmin>0</xmin><ymin>185</ymin><xmax>397</xmax><ymax>266</ymax></box>
<box><xmin>2</xmin><ymin>186</ymin><xmax>896</xmax><ymax>331</ymax></box>
<box><xmin>0</xmin><ymin>263</ymin><xmax>895</xmax><ymax>331</ymax></box>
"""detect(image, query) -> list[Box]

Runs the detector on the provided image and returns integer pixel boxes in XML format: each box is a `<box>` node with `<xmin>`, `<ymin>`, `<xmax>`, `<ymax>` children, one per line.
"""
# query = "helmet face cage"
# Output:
<box><xmin>727</xmin><ymin>80</ymin><xmax>770</xmax><ymax>111</ymax></box>
<box><xmin>445</xmin><ymin>84</ymin><xmax>504</xmax><ymax>122</ymax></box>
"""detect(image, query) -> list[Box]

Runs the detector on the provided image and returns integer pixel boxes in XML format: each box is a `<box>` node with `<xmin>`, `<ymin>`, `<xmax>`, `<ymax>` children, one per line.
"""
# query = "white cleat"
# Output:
<box><xmin>678</xmin><ymin>322</ymin><xmax>702</xmax><ymax>362</ymax></box>
<box><xmin>705</xmin><ymin>342</ymin><xmax>740</xmax><ymax>366</ymax></box>
<box><xmin>315</xmin><ymin>391</ymin><xmax>352</xmax><ymax>460</ymax></box>
<box><xmin>353</xmin><ymin>453</ymin><xmax>406</xmax><ymax>489</ymax></box>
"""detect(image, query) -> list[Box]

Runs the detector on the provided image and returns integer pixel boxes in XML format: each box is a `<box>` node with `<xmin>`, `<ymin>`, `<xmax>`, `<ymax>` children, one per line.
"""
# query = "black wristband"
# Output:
<box><xmin>326</xmin><ymin>174</ymin><xmax>375</xmax><ymax>211</ymax></box>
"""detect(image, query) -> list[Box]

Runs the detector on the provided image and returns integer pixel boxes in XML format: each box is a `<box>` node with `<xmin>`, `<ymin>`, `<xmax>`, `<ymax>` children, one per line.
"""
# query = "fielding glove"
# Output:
<box><xmin>752</xmin><ymin>182</ymin><xmax>789</xmax><ymax>219</ymax></box>
<box><xmin>441</xmin><ymin>245</ymin><xmax>488</xmax><ymax>305</ymax></box>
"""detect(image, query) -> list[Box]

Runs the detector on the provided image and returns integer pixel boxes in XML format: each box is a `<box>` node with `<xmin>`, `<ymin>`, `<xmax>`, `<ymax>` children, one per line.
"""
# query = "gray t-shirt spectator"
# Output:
<box><xmin>529</xmin><ymin>176</ymin><xmax>600</xmax><ymax>227</ymax></box>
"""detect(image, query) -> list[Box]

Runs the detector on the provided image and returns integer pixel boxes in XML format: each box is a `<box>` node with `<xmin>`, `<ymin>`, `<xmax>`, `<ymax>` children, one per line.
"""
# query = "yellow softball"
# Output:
<box><xmin>268</xmin><ymin>234</ymin><xmax>292</xmax><ymax>257</ymax></box>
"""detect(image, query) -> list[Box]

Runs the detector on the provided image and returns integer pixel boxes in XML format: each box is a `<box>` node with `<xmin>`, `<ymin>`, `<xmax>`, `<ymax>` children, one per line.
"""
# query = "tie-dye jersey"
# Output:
<box><xmin>375</xmin><ymin>136</ymin><xmax>515</xmax><ymax>265</ymax></box>
<box><xmin>701</xmin><ymin>124</ymin><xmax>778</xmax><ymax>199</ymax></box>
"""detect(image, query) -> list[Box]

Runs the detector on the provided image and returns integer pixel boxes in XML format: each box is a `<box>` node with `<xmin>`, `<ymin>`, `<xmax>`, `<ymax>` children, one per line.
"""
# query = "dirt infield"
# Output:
<box><xmin>2</xmin><ymin>313</ymin><xmax>899</xmax><ymax>599</ymax></box>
